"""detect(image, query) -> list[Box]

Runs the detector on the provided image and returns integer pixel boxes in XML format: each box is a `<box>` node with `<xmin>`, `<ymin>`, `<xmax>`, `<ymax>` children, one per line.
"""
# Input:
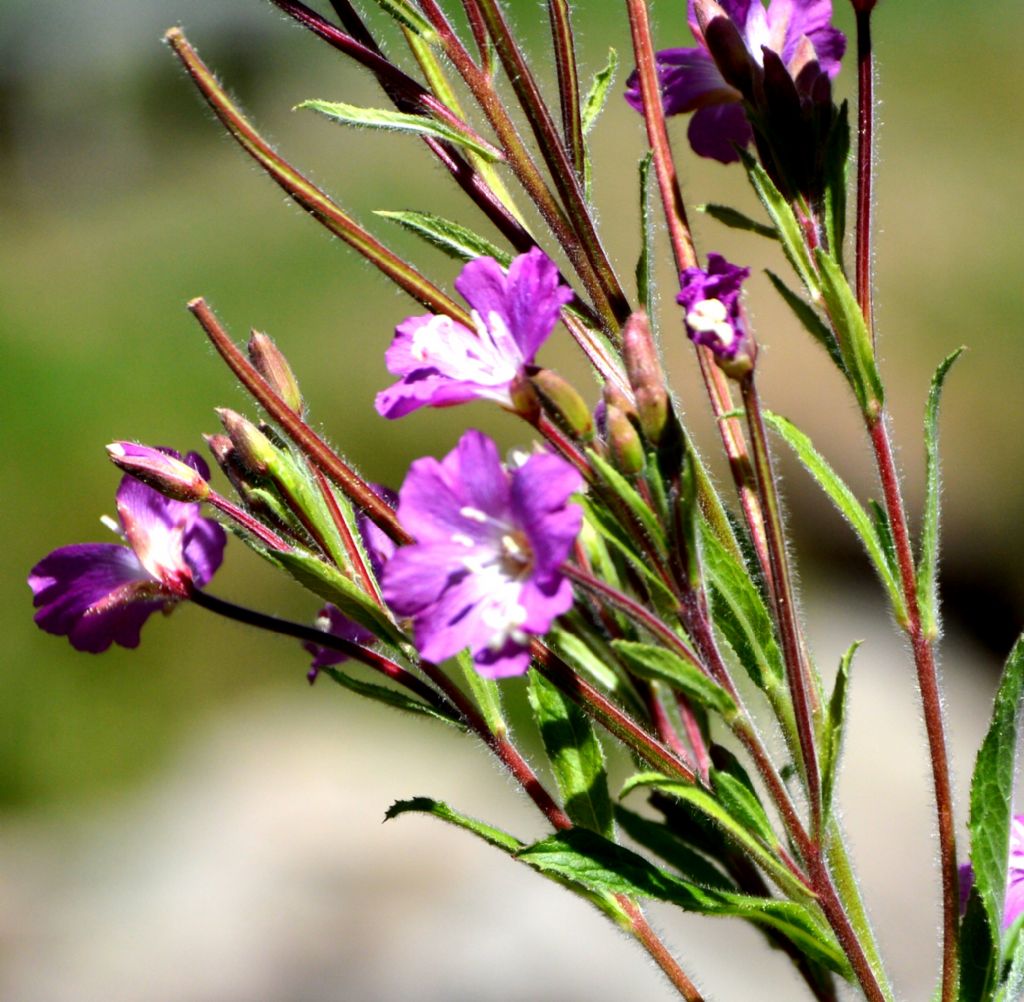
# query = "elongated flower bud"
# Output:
<box><xmin>106</xmin><ymin>442</ymin><xmax>210</xmax><ymax>502</ymax></box>
<box><xmin>605</xmin><ymin>402</ymin><xmax>644</xmax><ymax>477</ymax></box>
<box><xmin>217</xmin><ymin>408</ymin><xmax>277</xmax><ymax>476</ymax></box>
<box><xmin>623</xmin><ymin>312</ymin><xmax>669</xmax><ymax>445</ymax></box>
<box><xmin>529</xmin><ymin>368</ymin><xmax>593</xmax><ymax>441</ymax></box>
<box><xmin>248</xmin><ymin>331</ymin><xmax>304</xmax><ymax>415</ymax></box>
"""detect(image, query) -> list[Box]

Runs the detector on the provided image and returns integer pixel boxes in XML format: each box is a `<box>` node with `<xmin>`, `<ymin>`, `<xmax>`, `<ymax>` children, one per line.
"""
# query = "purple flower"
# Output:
<box><xmin>375</xmin><ymin>249</ymin><xmax>573</xmax><ymax>419</ymax></box>
<box><xmin>357</xmin><ymin>485</ymin><xmax>398</xmax><ymax>581</ymax></box>
<box><xmin>959</xmin><ymin>814</ymin><xmax>1024</xmax><ymax>930</ymax></box>
<box><xmin>625</xmin><ymin>0</ymin><xmax>845</xmax><ymax>172</ymax></box>
<box><xmin>678</xmin><ymin>253</ymin><xmax>754</xmax><ymax>372</ymax></box>
<box><xmin>303</xmin><ymin>603</ymin><xmax>376</xmax><ymax>684</ymax></box>
<box><xmin>29</xmin><ymin>451</ymin><xmax>226</xmax><ymax>653</ymax></box>
<box><xmin>382</xmin><ymin>430</ymin><xmax>582</xmax><ymax>679</ymax></box>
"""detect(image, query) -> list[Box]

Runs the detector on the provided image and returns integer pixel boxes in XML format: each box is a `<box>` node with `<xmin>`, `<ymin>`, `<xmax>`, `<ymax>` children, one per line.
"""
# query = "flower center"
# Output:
<box><xmin>686</xmin><ymin>298</ymin><xmax>736</xmax><ymax>348</ymax></box>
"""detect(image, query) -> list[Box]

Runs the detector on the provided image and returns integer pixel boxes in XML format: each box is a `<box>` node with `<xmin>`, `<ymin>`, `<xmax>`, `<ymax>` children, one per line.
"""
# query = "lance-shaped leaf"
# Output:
<box><xmin>369</xmin><ymin>0</ymin><xmax>438</xmax><ymax>38</ymax></box>
<box><xmin>615</xmin><ymin>806</ymin><xmax>735</xmax><ymax>891</ymax></box>
<box><xmin>699</xmin><ymin>204</ymin><xmax>777</xmax><ymax>240</ymax></box>
<box><xmin>298</xmin><ymin>99</ymin><xmax>504</xmax><ymax>161</ymax></box>
<box><xmin>375</xmin><ymin>209</ymin><xmax>511</xmax><ymax>265</ymax></box>
<box><xmin>456</xmin><ymin>649</ymin><xmax>507</xmax><ymax>738</ymax></box>
<box><xmin>698</xmin><ymin>520</ymin><xmax>785</xmax><ymax>696</ymax></box>
<box><xmin>814</xmin><ymin>249</ymin><xmax>885</xmax><ymax>419</ymax></box>
<box><xmin>518</xmin><ymin>828</ymin><xmax>849</xmax><ymax>975</ymax></box>
<box><xmin>917</xmin><ymin>348</ymin><xmax>964</xmax><ymax>640</ymax></box>
<box><xmin>611</xmin><ymin>640</ymin><xmax>737</xmax><ymax>721</ymax></box>
<box><xmin>635</xmin><ymin>153</ymin><xmax>657</xmax><ymax>326</ymax></box>
<box><xmin>322</xmin><ymin>667</ymin><xmax>464</xmax><ymax>727</ymax></box>
<box><xmin>387</xmin><ymin>796</ymin><xmax>629</xmax><ymax>923</ymax></box>
<box><xmin>765</xmin><ymin>270</ymin><xmax>844</xmax><ymax>371</ymax></box>
<box><xmin>620</xmin><ymin>774</ymin><xmax>810</xmax><ymax>904</ymax></box>
<box><xmin>386</xmin><ymin>796</ymin><xmax>523</xmax><ymax>852</ymax></box>
<box><xmin>588</xmin><ymin>449</ymin><xmax>667</xmax><ymax>557</ymax></box>
<box><xmin>821</xmin><ymin>100</ymin><xmax>850</xmax><ymax>271</ymax></box>
<box><xmin>739</xmin><ymin>150</ymin><xmax>819</xmax><ymax>299</ymax></box>
<box><xmin>961</xmin><ymin>633</ymin><xmax>1024</xmax><ymax>1000</ymax></box>
<box><xmin>582</xmin><ymin>48</ymin><xmax>618</xmax><ymax>135</ymax></box>
<box><xmin>527</xmin><ymin>669</ymin><xmax>613</xmax><ymax>836</ymax></box>
<box><xmin>165</xmin><ymin>30</ymin><xmax>469</xmax><ymax>326</ymax></box>
<box><xmin>269</xmin><ymin>548</ymin><xmax>405</xmax><ymax>647</ymax></box>
<box><xmin>820</xmin><ymin>641</ymin><xmax>860</xmax><ymax>821</ymax></box>
<box><xmin>765</xmin><ymin>412</ymin><xmax>904</xmax><ymax>619</ymax></box>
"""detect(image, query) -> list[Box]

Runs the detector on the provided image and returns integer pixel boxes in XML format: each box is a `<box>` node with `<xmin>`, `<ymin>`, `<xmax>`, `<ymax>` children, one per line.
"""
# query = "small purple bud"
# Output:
<box><xmin>217</xmin><ymin>408</ymin><xmax>277</xmax><ymax>476</ymax></box>
<box><xmin>529</xmin><ymin>369</ymin><xmax>594</xmax><ymax>441</ymax></box>
<box><xmin>849</xmin><ymin>0</ymin><xmax>878</xmax><ymax>10</ymax></box>
<box><xmin>622</xmin><ymin>312</ymin><xmax>669</xmax><ymax>446</ymax></box>
<box><xmin>107</xmin><ymin>442</ymin><xmax>210</xmax><ymax>502</ymax></box>
<box><xmin>248</xmin><ymin>331</ymin><xmax>304</xmax><ymax>416</ymax></box>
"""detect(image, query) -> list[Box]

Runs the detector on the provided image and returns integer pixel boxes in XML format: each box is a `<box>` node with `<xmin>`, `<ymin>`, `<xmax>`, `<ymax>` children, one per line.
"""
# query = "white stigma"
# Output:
<box><xmin>686</xmin><ymin>298</ymin><xmax>736</xmax><ymax>348</ymax></box>
<box><xmin>459</xmin><ymin>506</ymin><xmax>489</xmax><ymax>523</ymax></box>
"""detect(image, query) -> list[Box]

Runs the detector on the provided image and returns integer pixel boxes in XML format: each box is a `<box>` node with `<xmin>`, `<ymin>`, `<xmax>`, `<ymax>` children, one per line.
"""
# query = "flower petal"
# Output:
<box><xmin>687</xmin><ymin>101</ymin><xmax>753</xmax><ymax>162</ymax></box>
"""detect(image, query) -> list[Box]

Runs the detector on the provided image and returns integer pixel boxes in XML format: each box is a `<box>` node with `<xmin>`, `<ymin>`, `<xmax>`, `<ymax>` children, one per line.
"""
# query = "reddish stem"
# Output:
<box><xmin>855</xmin><ymin>7</ymin><xmax>875</xmax><ymax>342</ymax></box>
<box><xmin>869</xmin><ymin>416</ymin><xmax>958</xmax><ymax>1001</ymax></box>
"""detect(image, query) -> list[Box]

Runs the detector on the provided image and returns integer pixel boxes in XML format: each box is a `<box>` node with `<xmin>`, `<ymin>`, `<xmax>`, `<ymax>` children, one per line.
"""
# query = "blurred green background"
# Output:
<box><xmin>2</xmin><ymin>1</ymin><xmax>1023</xmax><ymax>993</ymax></box>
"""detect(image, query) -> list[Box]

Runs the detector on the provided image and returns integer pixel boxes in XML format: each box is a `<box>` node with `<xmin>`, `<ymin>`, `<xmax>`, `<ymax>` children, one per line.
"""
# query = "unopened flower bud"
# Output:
<box><xmin>248</xmin><ymin>331</ymin><xmax>303</xmax><ymax>415</ymax></box>
<box><xmin>106</xmin><ymin>442</ymin><xmax>210</xmax><ymax>502</ymax></box>
<box><xmin>605</xmin><ymin>403</ymin><xmax>645</xmax><ymax>477</ymax></box>
<box><xmin>529</xmin><ymin>368</ymin><xmax>593</xmax><ymax>441</ymax></box>
<box><xmin>623</xmin><ymin>312</ymin><xmax>669</xmax><ymax>445</ymax></box>
<box><xmin>217</xmin><ymin>408</ymin><xmax>278</xmax><ymax>476</ymax></box>
<box><xmin>849</xmin><ymin>0</ymin><xmax>878</xmax><ymax>11</ymax></box>
<box><xmin>508</xmin><ymin>371</ymin><xmax>542</xmax><ymax>424</ymax></box>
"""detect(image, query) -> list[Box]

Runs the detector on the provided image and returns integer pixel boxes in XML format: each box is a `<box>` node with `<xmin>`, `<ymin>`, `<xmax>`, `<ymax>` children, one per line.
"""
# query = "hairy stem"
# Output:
<box><xmin>741</xmin><ymin>374</ymin><xmax>822</xmax><ymax>835</ymax></box>
<box><xmin>855</xmin><ymin>6</ymin><xmax>876</xmax><ymax>343</ymax></box>
<box><xmin>869</xmin><ymin>415</ymin><xmax>958</xmax><ymax>1001</ymax></box>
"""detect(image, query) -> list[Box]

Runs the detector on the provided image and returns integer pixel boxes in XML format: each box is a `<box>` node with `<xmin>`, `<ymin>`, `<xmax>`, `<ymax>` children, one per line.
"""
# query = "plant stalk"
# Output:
<box><xmin>855</xmin><ymin>6</ymin><xmax>876</xmax><ymax>344</ymax></box>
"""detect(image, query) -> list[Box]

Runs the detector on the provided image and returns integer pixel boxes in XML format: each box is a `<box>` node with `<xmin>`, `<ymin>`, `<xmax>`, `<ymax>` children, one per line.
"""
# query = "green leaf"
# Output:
<box><xmin>699</xmin><ymin>203</ymin><xmax>777</xmax><ymax>240</ymax></box>
<box><xmin>456</xmin><ymin>649</ymin><xmax>507</xmax><ymax>738</ymax></box>
<box><xmin>587</xmin><ymin>449</ymin><xmax>667</xmax><ymax>556</ymax></box>
<box><xmin>322</xmin><ymin>667</ymin><xmax>464</xmax><ymax>728</ymax></box>
<box><xmin>765</xmin><ymin>269</ymin><xmax>844</xmax><ymax>371</ymax></box>
<box><xmin>375</xmin><ymin>209</ymin><xmax>511</xmax><ymax>266</ymax></box>
<box><xmin>959</xmin><ymin>888</ymin><xmax>998</xmax><ymax>1002</ymax></box>
<box><xmin>579</xmin><ymin>497</ymin><xmax>677</xmax><ymax>611</ymax></box>
<box><xmin>821</xmin><ymin>641</ymin><xmax>860</xmax><ymax>820</ymax></box>
<box><xmin>369</xmin><ymin>0</ymin><xmax>438</xmax><ymax>38</ymax></box>
<box><xmin>821</xmin><ymin>100</ymin><xmax>850</xmax><ymax>270</ymax></box>
<box><xmin>636</xmin><ymin>152</ymin><xmax>656</xmax><ymax>323</ymax></box>
<box><xmin>268</xmin><ymin>548</ymin><xmax>406</xmax><ymax>647</ymax></box>
<box><xmin>995</xmin><ymin>916</ymin><xmax>1024</xmax><ymax>1001</ymax></box>
<box><xmin>621</xmin><ymin>774</ymin><xmax>810</xmax><ymax>904</ymax></box>
<box><xmin>739</xmin><ymin>149</ymin><xmax>819</xmax><ymax>297</ymax></box>
<box><xmin>614</xmin><ymin>806</ymin><xmax>736</xmax><ymax>891</ymax></box>
<box><xmin>527</xmin><ymin>670</ymin><xmax>614</xmax><ymax>836</ymax></box>
<box><xmin>547</xmin><ymin>622</ymin><xmax>626</xmax><ymax>694</ymax></box>
<box><xmin>967</xmin><ymin>635</ymin><xmax>1024</xmax><ymax>946</ymax></box>
<box><xmin>581</xmin><ymin>48</ymin><xmax>618</xmax><ymax>135</ymax></box>
<box><xmin>519</xmin><ymin>828</ymin><xmax>849</xmax><ymax>975</ymax></box>
<box><xmin>385</xmin><ymin>796</ymin><xmax>522</xmax><ymax>853</ymax></box>
<box><xmin>611</xmin><ymin>640</ymin><xmax>737</xmax><ymax>720</ymax></box>
<box><xmin>764</xmin><ymin>412</ymin><xmax>904</xmax><ymax>618</ymax></box>
<box><xmin>698</xmin><ymin>520</ymin><xmax>785</xmax><ymax>695</ymax></box>
<box><xmin>710</xmin><ymin>769</ymin><xmax>776</xmax><ymax>847</ymax></box>
<box><xmin>298</xmin><ymin>99</ymin><xmax>503</xmax><ymax>162</ymax></box>
<box><xmin>917</xmin><ymin>348</ymin><xmax>965</xmax><ymax>639</ymax></box>
<box><xmin>814</xmin><ymin>249</ymin><xmax>884</xmax><ymax>419</ymax></box>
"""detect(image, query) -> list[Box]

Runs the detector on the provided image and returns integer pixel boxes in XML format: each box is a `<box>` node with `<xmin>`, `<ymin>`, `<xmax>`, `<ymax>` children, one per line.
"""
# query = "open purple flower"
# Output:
<box><xmin>375</xmin><ymin>249</ymin><xmax>573</xmax><ymax>419</ymax></box>
<box><xmin>625</xmin><ymin>0</ymin><xmax>845</xmax><ymax>168</ymax></box>
<box><xmin>303</xmin><ymin>604</ymin><xmax>377</xmax><ymax>684</ymax></box>
<box><xmin>959</xmin><ymin>814</ymin><xmax>1024</xmax><ymax>930</ymax></box>
<box><xmin>382</xmin><ymin>430</ymin><xmax>582</xmax><ymax>678</ymax></box>
<box><xmin>678</xmin><ymin>253</ymin><xmax>753</xmax><ymax>373</ymax></box>
<box><xmin>29</xmin><ymin>450</ymin><xmax>226</xmax><ymax>653</ymax></box>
